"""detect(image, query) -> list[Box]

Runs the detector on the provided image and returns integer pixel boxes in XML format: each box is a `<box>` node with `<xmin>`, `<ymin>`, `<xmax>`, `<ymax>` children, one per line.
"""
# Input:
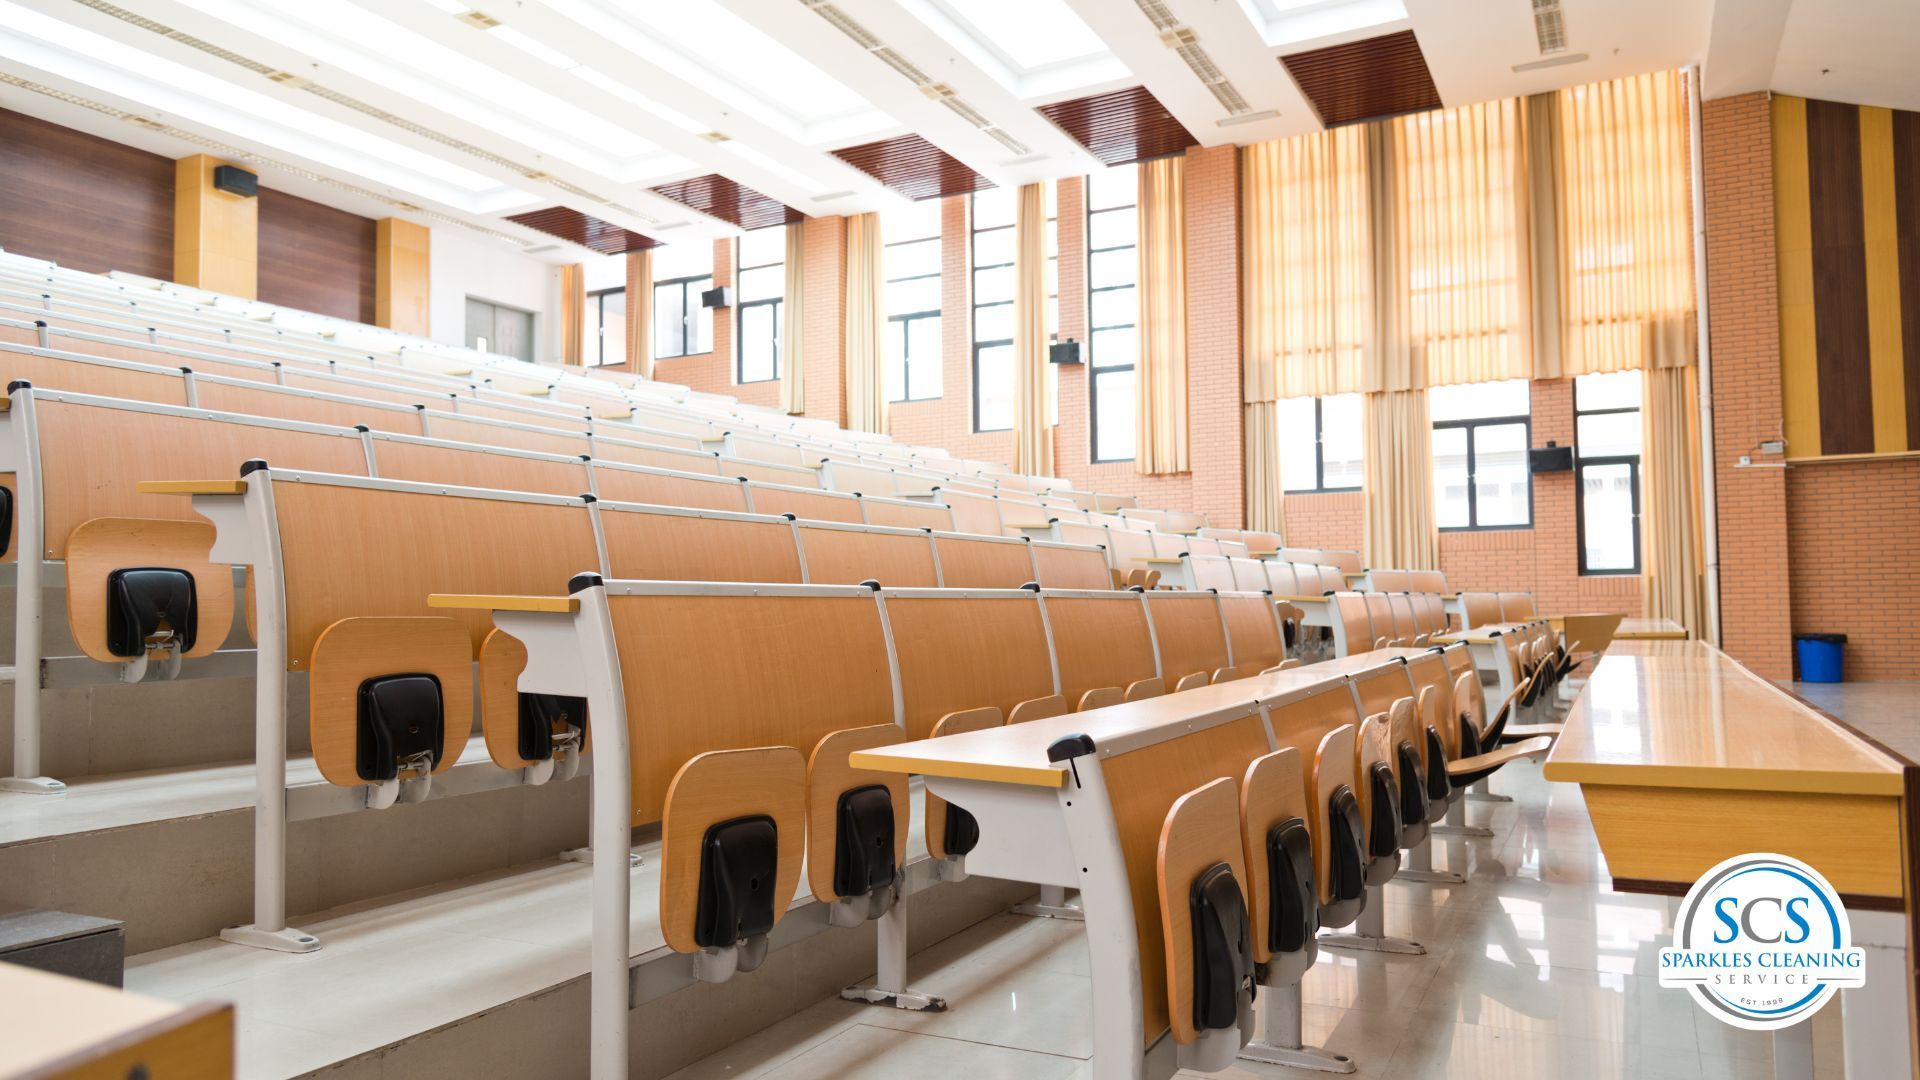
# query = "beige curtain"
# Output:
<box><xmin>844</xmin><ymin>212</ymin><xmax>886</xmax><ymax>434</ymax></box>
<box><xmin>560</xmin><ymin>262</ymin><xmax>585</xmax><ymax>365</ymax></box>
<box><xmin>1012</xmin><ymin>182</ymin><xmax>1053</xmax><ymax>475</ymax></box>
<box><xmin>1242</xmin><ymin>128</ymin><xmax>1371</xmax><ymax>400</ymax></box>
<box><xmin>625</xmin><ymin>249</ymin><xmax>652</xmax><ymax>378</ymax></box>
<box><xmin>1641</xmin><ymin>365</ymin><xmax>1705</xmax><ymax>635</ymax></box>
<box><xmin>1243</xmin><ymin>401</ymin><xmax>1285</xmax><ymax>535</ymax></box>
<box><xmin>1136</xmin><ymin>156</ymin><xmax>1189</xmax><ymax>474</ymax></box>
<box><xmin>1374</xmin><ymin>98</ymin><xmax>1533</xmax><ymax>391</ymax></box>
<box><xmin>1551</xmin><ymin>69</ymin><xmax>1696</xmax><ymax>376</ymax></box>
<box><xmin>778</xmin><ymin>223</ymin><xmax>806</xmax><ymax>414</ymax></box>
<box><xmin>1362</xmin><ymin>389</ymin><xmax>1439</xmax><ymax>570</ymax></box>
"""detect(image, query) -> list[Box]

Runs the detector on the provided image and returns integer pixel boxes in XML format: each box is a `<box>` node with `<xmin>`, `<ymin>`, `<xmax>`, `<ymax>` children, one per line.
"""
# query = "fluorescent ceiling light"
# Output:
<box><xmin>571</xmin><ymin>66</ymin><xmax>707</xmax><ymax>134</ymax></box>
<box><xmin>1238</xmin><ymin>0</ymin><xmax>1409</xmax><ymax>47</ymax></box>
<box><xmin>923</xmin><ymin>0</ymin><xmax>1106</xmax><ymax>72</ymax></box>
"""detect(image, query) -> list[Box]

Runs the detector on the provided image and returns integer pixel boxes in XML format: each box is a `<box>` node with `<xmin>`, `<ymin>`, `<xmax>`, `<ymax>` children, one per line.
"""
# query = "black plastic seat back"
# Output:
<box><xmin>694</xmin><ymin>814</ymin><xmax>778</xmax><ymax>948</ymax></box>
<box><xmin>355</xmin><ymin>674</ymin><xmax>444</xmax><ymax>782</ymax></box>
<box><xmin>1265</xmin><ymin>818</ymin><xmax>1317</xmax><ymax>954</ymax></box>
<box><xmin>516</xmin><ymin>692</ymin><xmax>587</xmax><ymax>761</ymax></box>
<box><xmin>1425</xmin><ymin>727</ymin><xmax>1451</xmax><ymax>805</ymax></box>
<box><xmin>0</xmin><ymin>484</ymin><xmax>12</xmax><ymax>557</ymax></box>
<box><xmin>1189</xmin><ymin>861</ymin><xmax>1255</xmax><ymax>1031</ymax></box>
<box><xmin>943</xmin><ymin>805</ymin><xmax>980</xmax><ymax>858</ymax></box>
<box><xmin>1367</xmin><ymin>761</ymin><xmax>1401</xmax><ymax>857</ymax></box>
<box><xmin>1396</xmin><ymin>742</ymin><xmax>1428</xmax><ymax>827</ymax></box>
<box><xmin>1322</xmin><ymin>784</ymin><xmax>1365</xmax><ymax>925</ymax></box>
<box><xmin>105</xmin><ymin>567</ymin><xmax>198</xmax><ymax>658</ymax></box>
<box><xmin>833</xmin><ymin>785</ymin><xmax>897</xmax><ymax>898</ymax></box>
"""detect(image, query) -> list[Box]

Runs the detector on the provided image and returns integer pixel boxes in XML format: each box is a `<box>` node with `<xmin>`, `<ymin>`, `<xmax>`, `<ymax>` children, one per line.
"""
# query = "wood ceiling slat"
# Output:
<box><xmin>831</xmin><ymin>133</ymin><xmax>992</xmax><ymax>202</ymax></box>
<box><xmin>1280</xmin><ymin>30</ymin><xmax>1442</xmax><ymax>127</ymax></box>
<box><xmin>1036</xmin><ymin>85</ymin><xmax>1198</xmax><ymax>167</ymax></box>
<box><xmin>503</xmin><ymin>206</ymin><xmax>659</xmax><ymax>255</ymax></box>
<box><xmin>649</xmin><ymin>174</ymin><xmax>804</xmax><ymax>231</ymax></box>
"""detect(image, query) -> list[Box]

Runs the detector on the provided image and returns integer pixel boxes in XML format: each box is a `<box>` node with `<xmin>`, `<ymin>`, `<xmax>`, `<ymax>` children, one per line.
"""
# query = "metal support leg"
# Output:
<box><xmin>1394</xmin><ymin>836</ymin><xmax>1466</xmax><ymax>885</ymax></box>
<box><xmin>1319</xmin><ymin>885</ymin><xmax>1424</xmax><ymax>955</ymax></box>
<box><xmin>1465</xmin><ymin>778</ymin><xmax>1512</xmax><ymax>804</ymax></box>
<box><xmin>1237</xmin><ymin>983</ymin><xmax>1353</xmax><ymax>1073</ymax></box>
<box><xmin>3</xmin><ymin>444</ymin><xmax>63</xmax><ymax>795</ymax></box>
<box><xmin>1013</xmin><ymin>883</ymin><xmax>1085</xmax><ymax>921</ymax></box>
<box><xmin>1432</xmin><ymin>797</ymin><xmax>1494</xmax><ymax>839</ymax></box>
<box><xmin>840</xmin><ymin>898</ymin><xmax>948</xmax><ymax>1011</ymax></box>
<box><xmin>1772</xmin><ymin>1020</ymin><xmax>1814</xmax><ymax>1080</ymax></box>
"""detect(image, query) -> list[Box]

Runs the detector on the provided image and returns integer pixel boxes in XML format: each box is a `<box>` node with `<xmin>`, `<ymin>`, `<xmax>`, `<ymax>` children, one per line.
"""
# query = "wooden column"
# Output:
<box><xmin>173</xmin><ymin>154</ymin><xmax>257</xmax><ymax>298</ymax></box>
<box><xmin>375</xmin><ymin>218</ymin><xmax>431</xmax><ymax>335</ymax></box>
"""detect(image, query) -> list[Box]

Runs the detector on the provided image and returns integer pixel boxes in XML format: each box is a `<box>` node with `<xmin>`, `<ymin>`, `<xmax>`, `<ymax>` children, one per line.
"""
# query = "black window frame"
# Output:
<box><xmin>651</xmin><ymin>273</ymin><xmax>712</xmax><ymax>360</ymax></box>
<box><xmin>1573</xmin><ymin>379</ymin><xmax>1644</xmax><ymax>575</ymax></box>
<box><xmin>1282</xmin><ymin>397</ymin><xmax>1364</xmax><ymax>494</ymax></box>
<box><xmin>969</xmin><ymin>190</ymin><xmax>1015</xmax><ymax>433</ymax></box>
<box><xmin>584</xmin><ymin>286</ymin><xmax>625</xmax><ymax>368</ymax></box>
<box><xmin>885</xmin><ymin>221</ymin><xmax>942</xmax><ymax>404</ymax></box>
<box><xmin>735</xmin><ymin>231</ymin><xmax>783</xmax><ymax>385</ymax></box>
<box><xmin>1087</xmin><ymin>170</ymin><xmax>1137</xmax><ymax>464</ymax></box>
<box><xmin>1433</xmin><ymin>413</ymin><xmax>1534</xmax><ymax>532</ymax></box>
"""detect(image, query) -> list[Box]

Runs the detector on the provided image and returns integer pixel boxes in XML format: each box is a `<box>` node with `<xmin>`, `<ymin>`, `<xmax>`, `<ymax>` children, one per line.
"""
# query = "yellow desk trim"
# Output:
<box><xmin>601</xmin><ymin>409</ymin><xmax>634</xmax><ymax>420</ymax></box>
<box><xmin>1614</xmin><ymin>630</ymin><xmax>1688</xmax><ymax>640</ymax></box>
<box><xmin>1144</xmin><ymin>557</ymin><xmax>1184</xmax><ymax>565</ymax></box>
<box><xmin>137</xmin><ymin>480</ymin><xmax>247</xmax><ymax>495</ymax></box>
<box><xmin>0</xmin><ymin>396</ymin><xmax>12</xmax><ymax>411</ymax></box>
<box><xmin>849</xmin><ymin>749</ymin><xmax>1066</xmax><ymax>789</ymax></box>
<box><xmin>1276</xmin><ymin>594</ymin><xmax>1328</xmax><ymax>604</ymax></box>
<box><xmin>427</xmin><ymin>593</ymin><xmax>579</xmax><ymax>613</ymax></box>
<box><xmin>1542</xmin><ymin>759</ymin><xmax>1906</xmax><ymax>797</ymax></box>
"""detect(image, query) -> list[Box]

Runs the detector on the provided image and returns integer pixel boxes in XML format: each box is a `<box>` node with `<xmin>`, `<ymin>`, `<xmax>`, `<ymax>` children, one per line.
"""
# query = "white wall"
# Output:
<box><xmin>427</xmin><ymin>227</ymin><xmax>561</xmax><ymax>361</ymax></box>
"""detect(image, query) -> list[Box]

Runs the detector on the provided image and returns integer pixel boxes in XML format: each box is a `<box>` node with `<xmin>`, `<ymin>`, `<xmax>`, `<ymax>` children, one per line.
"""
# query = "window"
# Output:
<box><xmin>582</xmin><ymin>288</ymin><xmax>626</xmax><ymax>367</ymax></box>
<box><xmin>652</xmin><ymin>242</ymin><xmax>712</xmax><ymax>360</ymax></box>
<box><xmin>883</xmin><ymin>200</ymin><xmax>942</xmax><ymax>402</ymax></box>
<box><xmin>1430</xmin><ymin>379</ymin><xmax>1531</xmax><ymax>530</ymax></box>
<box><xmin>1277</xmin><ymin>394</ymin><xmax>1363</xmax><ymax>492</ymax></box>
<box><xmin>736</xmin><ymin>227</ymin><xmax>785</xmax><ymax>384</ymax></box>
<box><xmin>1087</xmin><ymin>163</ymin><xmax>1138</xmax><ymax>462</ymax></box>
<box><xmin>970</xmin><ymin>183</ymin><xmax>1056</xmax><ymax>432</ymax></box>
<box><xmin>1574</xmin><ymin>370</ymin><xmax>1644</xmax><ymax>574</ymax></box>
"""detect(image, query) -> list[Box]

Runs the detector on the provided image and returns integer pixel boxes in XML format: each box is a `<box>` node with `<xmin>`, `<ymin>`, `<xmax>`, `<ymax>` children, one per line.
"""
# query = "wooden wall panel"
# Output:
<box><xmin>0</xmin><ymin>107</ymin><xmax>173</xmax><ymax>278</ymax></box>
<box><xmin>258</xmin><ymin>187</ymin><xmax>376</xmax><ymax>323</ymax></box>
<box><xmin>1805</xmin><ymin>99</ymin><xmax>1873</xmax><ymax>456</ymax></box>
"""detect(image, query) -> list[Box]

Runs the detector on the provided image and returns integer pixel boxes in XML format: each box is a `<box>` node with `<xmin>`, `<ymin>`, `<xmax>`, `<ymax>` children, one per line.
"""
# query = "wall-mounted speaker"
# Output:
<box><xmin>212</xmin><ymin>165</ymin><xmax>258</xmax><ymax>198</ymax></box>
<box><xmin>1528</xmin><ymin>441</ymin><xmax>1574</xmax><ymax>473</ymax></box>
<box><xmin>700</xmin><ymin>286</ymin><xmax>733</xmax><ymax>309</ymax></box>
<box><xmin>1048</xmin><ymin>340</ymin><xmax>1082</xmax><ymax>365</ymax></box>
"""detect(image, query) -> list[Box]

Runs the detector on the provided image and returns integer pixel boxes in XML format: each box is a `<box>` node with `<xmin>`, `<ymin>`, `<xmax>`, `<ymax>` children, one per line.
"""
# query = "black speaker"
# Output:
<box><xmin>700</xmin><ymin>286</ymin><xmax>733</xmax><ymax>309</ymax></box>
<box><xmin>1048</xmin><ymin>340</ymin><xmax>1082</xmax><ymax>365</ymax></box>
<box><xmin>212</xmin><ymin>165</ymin><xmax>258</xmax><ymax>198</ymax></box>
<box><xmin>1529</xmin><ymin>442</ymin><xmax>1574</xmax><ymax>473</ymax></box>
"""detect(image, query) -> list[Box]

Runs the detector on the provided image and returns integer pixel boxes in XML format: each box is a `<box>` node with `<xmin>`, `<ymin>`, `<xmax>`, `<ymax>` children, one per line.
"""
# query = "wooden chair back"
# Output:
<box><xmin>1031</xmin><ymin>542</ymin><xmax>1112</xmax><ymax>590</ymax></box>
<box><xmin>747</xmin><ymin>482</ymin><xmax>864</xmax><ymax>523</ymax></box>
<box><xmin>1406</xmin><ymin>650</ymin><xmax>1462</xmax><ymax>761</ymax></box>
<box><xmin>1497</xmin><ymin>591</ymin><xmax>1536</xmax><ymax>620</ymax></box>
<box><xmin>1226</xmin><ymin>558</ymin><xmax>1269</xmax><ymax>592</ymax></box>
<box><xmin>1411</xmin><ymin>570</ymin><xmax>1448</xmax><ymax>593</ymax></box>
<box><xmin>1370</xmin><ymin>569</ymin><xmax>1409</xmax><ymax>592</ymax></box>
<box><xmin>882</xmin><ymin>591</ymin><xmax>1057</xmax><ymax>740</ymax></box>
<box><xmin>1362</xmin><ymin>593</ymin><xmax>1395</xmax><ymax>647</ymax></box>
<box><xmin>0</xmin><ymin>346</ymin><xmax>188</xmax><ymax>406</ymax></box>
<box><xmin>1328</xmin><ymin>592</ymin><xmax>1373</xmax><ymax>657</ymax></box>
<box><xmin>934</xmin><ymin>487</ymin><xmax>1005</xmax><ymax>536</ymax></box>
<box><xmin>858</xmin><ymin>496</ymin><xmax>952</xmax><ymax>532</ymax></box>
<box><xmin>602</xmin><ymin>505</ymin><xmax>804</xmax><ymax>584</ymax></box>
<box><xmin>426</xmin><ymin>415</ymin><xmax>586</xmax><ymax>457</ymax></box>
<box><xmin>591</xmin><ymin>438</ymin><xmax>723</xmax><ymax>475</ymax></box>
<box><xmin>796</xmin><ymin>521</ymin><xmax>937</xmax><ymax>587</ymax></box>
<box><xmin>1044</xmin><ymin>591</ymin><xmax>1159</xmax><ymax>709</ymax></box>
<box><xmin>933</xmin><ymin>533</ymin><xmax>1035</xmax><ymax>588</ymax></box>
<box><xmin>1460</xmin><ymin>592</ymin><xmax>1503</xmax><ymax>629</ymax></box>
<box><xmin>1217</xmin><ymin>594</ymin><xmax>1284</xmax><ymax>679</ymax></box>
<box><xmin>592</xmin><ymin>464</ymin><xmax>750</xmax><ymax>513</ymax></box>
<box><xmin>374</xmin><ymin>437</ymin><xmax>590</xmax><ymax>497</ymax></box>
<box><xmin>1262</xmin><ymin>561</ymin><xmax>1300</xmax><ymax>596</ymax></box>
<box><xmin>1387</xmin><ymin>593</ymin><xmax>1420</xmax><ymax>644</ymax></box>
<box><xmin>1187</xmin><ymin>555</ymin><xmax>1238</xmax><ymax>594</ymax></box>
<box><xmin>1144</xmin><ymin>592</ymin><xmax>1231</xmax><ymax>692</ymax></box>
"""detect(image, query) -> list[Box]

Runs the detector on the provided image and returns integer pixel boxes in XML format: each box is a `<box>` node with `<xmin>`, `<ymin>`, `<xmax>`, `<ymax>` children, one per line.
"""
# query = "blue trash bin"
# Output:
<box><xmin>1795</xmin><ymin>633</ymin><xmax>1846</xmax><ymax>683</ymax></box>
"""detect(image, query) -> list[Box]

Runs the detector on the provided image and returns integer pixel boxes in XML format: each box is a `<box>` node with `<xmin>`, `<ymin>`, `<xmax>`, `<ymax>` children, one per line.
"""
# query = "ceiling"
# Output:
<box><xmin>0</xmin><ymin>0</ymin><xmax>1904</xmax><ymax>263</ymax></box>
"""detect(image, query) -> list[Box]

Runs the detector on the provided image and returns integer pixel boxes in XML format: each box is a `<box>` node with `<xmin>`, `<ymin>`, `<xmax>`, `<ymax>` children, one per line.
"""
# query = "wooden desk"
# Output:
<box><xmin>0</xmin><ymin>963</ymin><xmax>233</xmax><ymax>1079</ymax></box>
<box><xmin>1612</xmin><ymin>617</ymin><xmax>1686</xmax><ymax>640</ymax></box>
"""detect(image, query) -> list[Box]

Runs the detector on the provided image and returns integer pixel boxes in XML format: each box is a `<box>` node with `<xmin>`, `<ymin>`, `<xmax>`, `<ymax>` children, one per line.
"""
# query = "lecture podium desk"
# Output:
<box><xmin>0</xmin><ymin>963</ymin><xmax>233</xmax><ymax>1079</ymax></box>
<box><xmin>1541</xmin><ymin>639</ymin><xmax>1915</xmax><ymax>1078</ymax></box>
<box><xmin>1545</xmin><ymin>614</ymin><xmax>1686</xmax><ymax>642</ymax></box>
<box><xmin>849</xmin><ymin>650</ymin><xmax>1425</xmax><ymax>1080</ymax></box>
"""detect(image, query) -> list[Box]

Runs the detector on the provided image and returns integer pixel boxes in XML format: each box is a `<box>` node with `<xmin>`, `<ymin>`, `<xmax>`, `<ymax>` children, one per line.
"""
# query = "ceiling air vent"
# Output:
<box><xmin>1135</xmin><ymin>3</ymin><xmax>1253</xmax><ymax>116</ymax></box>
<box><xmin>456</xmin><ymin>10</ymin><xmax>502</xmax><ymax>30</ymax></box>
<box><xmin>1532</xmin><ymin>0</ymin><xmax>1567</xmax><ymax>54</ymax></box>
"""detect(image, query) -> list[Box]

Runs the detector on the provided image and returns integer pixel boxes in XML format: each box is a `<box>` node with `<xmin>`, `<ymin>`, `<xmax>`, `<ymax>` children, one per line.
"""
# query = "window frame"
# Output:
<box><xmin>885</xmin><ymin>218</ymin><xmax>942</xmax><ymax>404</ymax></box>
<box><xmin>969</xmin><ymin>191</ymin><xmax>1014</xmax><ymax>433</ymax></box>
<box><xmin>1284</xmin><ymin>397</ymin><xmax>1363</xmax><ymax>494</ymax></box>
<box><xmin>651</xmin><ymin>273</ymin><xmax>712</xmax><ymax>360</ymax></box>
<box><xmin>1087</xmin><ymin>171</ymin><xmax>1138</xmax><ymax>464</ymax></box>
<box><xmin>1433</xmin><ymin>412</ymin><xmax>1534</xmax><ymax>532</ymax></box>
<box><xmin>584</xmin><ymin>286</ymin><xmax>625</xmax><ymax>368</ymax></box>
<box><xmin>734</xmin><ymin>232</ymin><xmax>783</xmax><ymax>385</ymax></box>
<box><xmin>1572</xmin><ymin>380</ymin><xmax>1644</xmax><ymax>575</ymax></box>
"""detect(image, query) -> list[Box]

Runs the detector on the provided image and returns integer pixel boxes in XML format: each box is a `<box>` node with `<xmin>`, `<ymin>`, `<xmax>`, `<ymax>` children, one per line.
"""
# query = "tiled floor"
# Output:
<box><xmin>669</xmin><ymin>757</ymin><xmax>1820</xmax><ymax>1080</ymax></box>
<box><xmin>1789</xmin><ymin>680</ymin><xmax>1920</xmax><ymax>762</ymax></box>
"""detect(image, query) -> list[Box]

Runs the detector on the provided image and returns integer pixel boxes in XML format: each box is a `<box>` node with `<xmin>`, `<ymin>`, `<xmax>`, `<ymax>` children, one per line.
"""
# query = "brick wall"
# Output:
<box><xmin>802</xmin><ymin>215</ymin><xmax>847</xmax><ymax>426</ymax></box>
<box><xmin>1785</xmin><ymin>459</ymin><xmax>1920</xmax><ymax>679</ymax></box>
<box><xmin>1702</xmin><ymin>92</ymin><xmax>1792</xmax><ymax>677</ymax></box>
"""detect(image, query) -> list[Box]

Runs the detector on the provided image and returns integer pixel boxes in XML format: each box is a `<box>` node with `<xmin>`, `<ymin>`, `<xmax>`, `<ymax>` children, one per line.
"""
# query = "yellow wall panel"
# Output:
<box><xmin>1858</xmin><ymin>106</ymin><xmax>1909</xmax><ymax>453</ymax></box>
<box><xmin>1772</xmin><ymin>96</ymin><xmax>1822</xmax><ymax>458</ymax></box>
<box><xmin>172</xmin><ymin>154</ymin><xmax>257</xmax><ymax>299</ymax></box>
<box><xmin>375</xmin><ymin>217</ymin><xmax>431</xmax><ymax>337</ymax></box>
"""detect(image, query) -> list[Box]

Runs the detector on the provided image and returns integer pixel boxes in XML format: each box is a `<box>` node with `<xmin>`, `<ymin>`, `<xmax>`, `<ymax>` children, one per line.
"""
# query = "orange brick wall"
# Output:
<box><xmin>1785</xmin><ymin>459</ymin><xmax>1920</xmax><ymax>679</ymax></box>
<box><xmin>1701</xmin><ymin>92</ymin><xmax>1792</xmax><ymax>677</ymax></box>
<box><xmin>802</xmin><ymin>215</ymin><xmax>847</xmax><ymax>426</ymax></box>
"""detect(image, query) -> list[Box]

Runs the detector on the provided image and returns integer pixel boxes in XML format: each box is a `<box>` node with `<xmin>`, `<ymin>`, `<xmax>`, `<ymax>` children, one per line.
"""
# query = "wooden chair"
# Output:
<box><xmin>1043</xmin><ymin>590</ymin><xmax>1160</xmax><ymax>711</ymax></box>
<box><xmin>1328</xmin><ymin>592</ymin><xmax>1376</xmax><ymax>658</ymax></box>
<box><xmin>1362</xmin><ymin>592</ymin><xmax>1398</xmax><ymax>649</ymax></box>
<box><xmin>1497</xmin><ymin>591</ymin><xmax>1537</xmax><ymax>620</ymax></box>
<box><xmin>1217</xmin><ymin>593</ymin><xmax>1285</xmax><ymax>679</ymax></box>
<box><xmin>1031</xmin><ymin>541</ymin><xmax>1111</xmax><ymax>590</ymax></box>
<box><xmin>933</xmin><ymin>532</ymin><xmax>1036</xmax><ymax>588</ymax></box>
<box><xmin>1459</xmin><ymin>591</ymin><xmax>1504</xmax><ymax>630</ymax></box>
<box><xmin>795</xmin><ymin>520</ymin><xmax>938</xmax><ymax>588</ymax></box>
<box><xmin>1144</xmin><ymin>591</ymin><xmax>1232</xmax><ymax>693</ymax></box>
<box><xmin>1387</xmin><ymin>593</ymin><xmax>1422</xmax><ymax>646</ymax></box>
<box><xmin>744</xmin><ymin>481</ymin><xmax>864</xmax><ymax>523</ymax></box>
<box><xmin>603</xmin><ymin>504</ymin><xmax>804</xmax><ymax>584</ymax></box>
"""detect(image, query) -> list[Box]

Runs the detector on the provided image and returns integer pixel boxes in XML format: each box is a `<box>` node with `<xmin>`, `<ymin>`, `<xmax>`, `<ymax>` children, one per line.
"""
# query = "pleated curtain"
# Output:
<box><xmin>778</xmin><ymin>222</ymin><xmax>806</xmax><ymax>415</ymax></box>
<box><xmin>625</xmin><ymin>248</ymin><xmax>652</xmax><ymax>378</ymax></box>
<box><xmin>844</xmin><ymin>212</ymin><xmax>887</xmax><ymax>434</ymax></box>
<box><xmin>1362</xmin><ymin>389</ymin><xmax>1440</xmax><ymax>570</ymax></box>
<box><xmin>1011</xmin><ymin>182</ymin><xmax>1053</xmax><ymax>476</ymax></box>
<box><xmin>559</xmin><ymin>262</ymin><xmax>585</xmax><ymax>365</ymax></box>
<box><xmin>1641</xmin><ymin>364</ymin><xmax>1706</xmax><ymax>637</ymax></box>
<box><xmin>1136</xmin><ymin>156</ymin><xmax>1189</xmax><ymax>474</ymax></box>
<box><xmin>1242</xmin><ymin>401</ymin><xmax>1285</xmax><ymax>535</ymax></box>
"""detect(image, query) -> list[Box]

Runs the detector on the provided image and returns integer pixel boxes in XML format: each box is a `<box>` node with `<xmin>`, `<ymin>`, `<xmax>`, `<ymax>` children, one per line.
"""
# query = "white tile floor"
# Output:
<box><xmin>668</xmin><ymin>758</ymin><xmax>1808</xmax><ymax>1080</ymax></box>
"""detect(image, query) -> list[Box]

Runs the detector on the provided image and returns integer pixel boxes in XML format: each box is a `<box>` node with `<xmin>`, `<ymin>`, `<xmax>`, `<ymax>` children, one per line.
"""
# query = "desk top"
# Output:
<box><xmin>1542</xmin><ymin>640</ymin><xmax>1905</xmax><ymax>796</ymax></box>
<box><xmin>0</xmin><ymin>963</ymin><xmax>229</xmax><ymax>1077</ymax></box>
<box><xmin>1613</xmin><ymin>617</ymin><xmax>1687</xmax><ymax>640</ymax></box>
<box><xmin>852</xmin><ymin>649</ymin><xmax>1430</xmax><ymax>788</ymax></box>
<box><xmin>1430</xmin><ymin>622</ymin><xmax>1534</xmax><ymax>646</ymax></box>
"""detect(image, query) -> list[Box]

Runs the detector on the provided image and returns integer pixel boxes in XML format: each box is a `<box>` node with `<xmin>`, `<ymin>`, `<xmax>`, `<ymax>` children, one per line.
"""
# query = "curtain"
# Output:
<box><xmin>1136</xmin><ymin>156</ymin><xmax>1189</xmax><ymax>474</ymax></box>
<box><xmin>1375</xmin><ymin>98</ymin><xmax>1533</xmax><ymax>391</ymax></box>
<box><xmin>625</xmin><ymin>249</ymin><xmax>652</xmax><ymax>378</ymax></box>
<box><xmin>1243</xmin><ymin>401</ymin><xmax>1285</xmax><ymax>535</ymax></box>
<box><xmin>1012</xmin><ymin>182</ymin><xmax>1053</xmax><ymax>475</ymax></box>
<box><xmin>844</xmin><ymin>212</ymin><xmax>886</xmax><ymax>434</ymax></box>
<box><xmin>1242</xmin><ymin>128</ymin><xmax>1372</xmax><ymax>399</ymax></box>
<box><xmin>1551</xmin><ymin>69</ymin><xmax>1696</xmax><ymax>375</ymax></box>
<box><xmin>778</xmin><ymin>222</ymin><xmax>806</xmax><ymax>415</ymax></box>
<box><xmin>1641</xmin><ymin>364</ymin><xmax>1705</xmax><ymax>635</ymax></box>
<box><xmin>1362</xmin><ymin>389</ymin><xmax>1439</xmax><ymax>570</ymax></box>
<box><xmin>560</xmin><ymin>262</ymin><xmax>585</xmax><ymax>366</ymax></box>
